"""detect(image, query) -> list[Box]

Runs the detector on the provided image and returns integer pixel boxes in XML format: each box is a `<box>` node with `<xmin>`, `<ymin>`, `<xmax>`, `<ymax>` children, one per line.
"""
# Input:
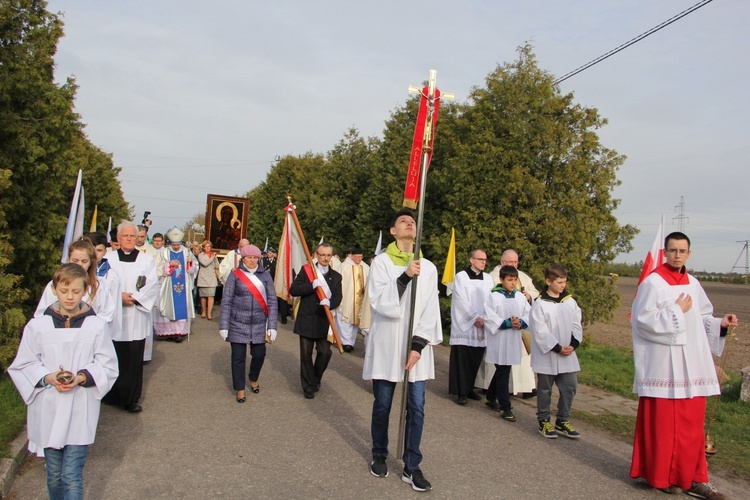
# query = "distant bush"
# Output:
<box><xmin>603</xmin><ymin>261</ymin><xmax>643</xmax><ymax>278</ymax></box>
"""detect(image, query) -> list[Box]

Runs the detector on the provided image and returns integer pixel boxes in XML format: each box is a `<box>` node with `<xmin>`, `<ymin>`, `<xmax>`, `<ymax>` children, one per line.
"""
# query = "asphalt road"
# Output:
<box><xmin>8</xmin><ymin>316</ymin><xmax>746</xmax><ymax>499</ymax></box>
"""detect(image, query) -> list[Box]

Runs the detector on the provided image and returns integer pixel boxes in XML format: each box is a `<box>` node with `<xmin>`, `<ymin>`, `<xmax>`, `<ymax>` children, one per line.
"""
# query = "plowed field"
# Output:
<box><xmin>586</xmin><ymin>277</ymin><xmax>750</xmax><ymax>375</ymax></box>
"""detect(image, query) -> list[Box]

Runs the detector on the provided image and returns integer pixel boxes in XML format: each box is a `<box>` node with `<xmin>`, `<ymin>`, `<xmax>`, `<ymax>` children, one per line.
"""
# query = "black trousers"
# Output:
<box><xmin>299</xmin><ymin>336</ymin><xmax>331</xmax><ymax>394</ymax></box>
<box><xmin>231</xmin><ymin>342</ymin><xmax>266</xmax><ymax>391</ymax></box>
<box><xmin>448</xmin><ymin>345</ymin><xmax>485</xmax><ymax>396</ymax></box>
<box><xmin>278</xmin><ymin>298</ymin><xmax>290</xmax><ymax>319</ymax></box>
<box><xmin>103</xmin><ymin>339</ymin><xmax>145</xmax><ymax>407</ymax></box>
<box><xmin>487</xmin><ymin>364</ymin><xmax>513</xmax><ymax>411</ymax></box>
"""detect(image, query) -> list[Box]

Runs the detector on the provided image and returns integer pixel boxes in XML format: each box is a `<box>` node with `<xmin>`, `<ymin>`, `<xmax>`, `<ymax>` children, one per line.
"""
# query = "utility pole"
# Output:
<box><xmin>731</xmin><ymin>240</ymin><xmax>749</xmax><ymax>284</ymax></box>
<box><xmin>673</xmin><ymin>196</ymin><xmax>689</xmax><ymax>232</ymax></box>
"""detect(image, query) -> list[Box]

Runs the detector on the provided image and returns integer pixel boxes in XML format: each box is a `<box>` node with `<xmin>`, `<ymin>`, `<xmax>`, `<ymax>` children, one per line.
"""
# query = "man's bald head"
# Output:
<box><xmin>239</xmin><ymin>239</ymin><xmax>250</xmax><ymax>249</ymax></box>
<box><xmin>500</xmin><ymin>249</ymin><xmax>519</xmax><ymax>268</ymax></box>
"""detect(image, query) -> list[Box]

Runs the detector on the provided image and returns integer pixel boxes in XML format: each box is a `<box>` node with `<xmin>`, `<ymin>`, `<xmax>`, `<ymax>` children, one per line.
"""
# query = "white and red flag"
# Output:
<box><xmin>274</xmin><ymin>203</ymin><xmax>307</xmax><ymax>302</ymax></box>
<box><xmin>629</xmin><ymin>216</ymin><xmax>665</xmax><ymax>317</ymax></box>
<box><xmin>636</xmin><ymin>216</ymin><xmax>665</xmax><ymax>286</ymax></box>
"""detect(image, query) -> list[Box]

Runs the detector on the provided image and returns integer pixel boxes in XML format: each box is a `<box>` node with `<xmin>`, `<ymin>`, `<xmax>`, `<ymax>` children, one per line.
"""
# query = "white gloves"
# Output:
<box><xmin>219</xmin><ymin>329</ymin><xmax>228</xmax><ymax>341</ymax></box>
<box><xmin>319</xmin><ymin>298</ymin><xmax>330</xmax><ymax>307</ymax></box>
<box><xmin>312</xmin><ymin>278</ymin><xmax>325</xmax><ymax>289</ymax></box>
<box><xmin>266</xmin><ymin>329</ymin><xmax>277</xmax><ymax>342</ymax></box>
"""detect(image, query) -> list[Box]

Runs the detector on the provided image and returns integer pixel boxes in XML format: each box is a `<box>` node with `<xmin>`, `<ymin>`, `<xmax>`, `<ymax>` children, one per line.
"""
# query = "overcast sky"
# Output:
<box><xmin>47</xmin><ymin>0</ymin><xmax>749</xmax><ymax>272</ymax></box>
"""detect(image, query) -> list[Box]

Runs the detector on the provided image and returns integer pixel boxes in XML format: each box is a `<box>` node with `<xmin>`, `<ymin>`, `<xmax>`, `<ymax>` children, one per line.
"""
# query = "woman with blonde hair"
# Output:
<box><xmin>197</xmin><ymin>240</ymin><xmax>220</xmax><ymax>320</ymax></box>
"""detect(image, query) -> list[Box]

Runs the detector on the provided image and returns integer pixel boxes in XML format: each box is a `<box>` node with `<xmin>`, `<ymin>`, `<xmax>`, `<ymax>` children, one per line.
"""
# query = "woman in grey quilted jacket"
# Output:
<box><xmin>219</xmin><ymin>244</ymin><xmax>278</xmax><ymax>403</ymax></box>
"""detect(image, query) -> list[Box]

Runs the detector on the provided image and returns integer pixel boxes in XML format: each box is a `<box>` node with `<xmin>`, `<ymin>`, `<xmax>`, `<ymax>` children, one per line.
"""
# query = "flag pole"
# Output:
<box><xmin>286</xmin><ymin>197</ymin><xmax>344</xmax><ymax>354</ymax></box>
<box><xmin>396</xmin><ymin>69</ymin><xmax>452</xmax><ymax>459</ymax></box>
<box><xmin>395</xmin><ymin>144</ymin><xmax>430</xmax><ymax>459</ymax></box>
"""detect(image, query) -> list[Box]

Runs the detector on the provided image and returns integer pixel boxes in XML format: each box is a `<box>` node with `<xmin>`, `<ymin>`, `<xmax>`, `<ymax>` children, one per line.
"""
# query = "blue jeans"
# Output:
<box><xmin>371</xmin><ymin>379</ymin><xmax>425</xmax><ymax>470</ymax></box>
<box><xmin>44</xmin><ymin>445</ymin><xmax>88</xmax><ymax>500</ymax></box>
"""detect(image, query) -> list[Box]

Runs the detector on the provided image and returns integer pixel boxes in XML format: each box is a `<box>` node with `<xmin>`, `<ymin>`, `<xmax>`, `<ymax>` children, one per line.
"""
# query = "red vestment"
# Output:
<box><xmin>630</xmin><ymin>396</ymin><xmax>708</xmax><ymax>489</ymax></box>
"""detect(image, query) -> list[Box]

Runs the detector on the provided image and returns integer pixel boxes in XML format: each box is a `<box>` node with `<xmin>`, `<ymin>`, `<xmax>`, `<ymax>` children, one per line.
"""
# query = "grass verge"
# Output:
<box><xmin>0</xmin><ymin>375</ymin><xmax>26</xmax><ymax>458</ymax></box>
<box><xmin>576</xmin><ymin>342</ymin><xmax>750</xmax><ymax>481</ymax></box>
<box><xmin>577</xmin><ymin>343</ymin><xmax>636</xmax><ymax>399</ymax></box>
<box><xmin>571</xmin><ymin>409</ymin><xmax>635</xmax><ymax>442</ymax></box>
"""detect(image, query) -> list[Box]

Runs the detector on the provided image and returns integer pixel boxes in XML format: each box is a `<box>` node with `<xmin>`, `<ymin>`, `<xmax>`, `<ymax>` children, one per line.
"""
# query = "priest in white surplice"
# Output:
<box><xmin>363</xmin><ymin>209</ymin><xmax>441</xmax><ymax>489</ymax></box>
<box><xmin>448</xmin><ymin>249</ymin><xmax>494</xmax><ymax>405</ymax></box>
<box><xmin>103</xmin><ymin>221</ymin><xmax>159</xmax><ymax>413</ymax></box>
<box><xmin>335</xmin><ymin>246</ymin><xmax>369</xmax><ymax>352</ymax></box>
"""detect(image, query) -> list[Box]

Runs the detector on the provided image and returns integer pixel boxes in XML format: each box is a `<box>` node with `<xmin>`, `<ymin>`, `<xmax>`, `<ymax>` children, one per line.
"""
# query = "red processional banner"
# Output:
<box><xmin>403</xmin><ymin>87</ymin><xmax>441</xmax><ymax>209</ymax></box>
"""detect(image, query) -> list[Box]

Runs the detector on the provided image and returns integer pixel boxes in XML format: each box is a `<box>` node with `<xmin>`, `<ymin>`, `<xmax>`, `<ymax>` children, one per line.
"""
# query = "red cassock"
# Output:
<box><xmin>630</xmin><ymin>394</ymin><xmax>709</xmax><ymax>489</ymax></box>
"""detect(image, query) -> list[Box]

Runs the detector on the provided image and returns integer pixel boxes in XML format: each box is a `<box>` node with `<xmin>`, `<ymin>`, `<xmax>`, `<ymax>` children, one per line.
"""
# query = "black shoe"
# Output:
<box><xmin>280</xmin><ymin>317</ymin><xmax>287</xmax><ymax>324</ymax></box>
<box><xmin>467</xmin><ymin>390</ymin><xmax>482</xmax><ymax>401</ymax></box>
<box><xmin>343</xmin><ymin>345</ymin><xmax>353</xmax><ymax>353</ymax></box>
<box><xmin>314</xmin><ymin>383</ymin><xmax>321</xmax><ymax>393</ymax></box>
<box><xmin>554</xmin><ymin>419</ymin><xmax>581</xmax><ymax>439</ymax></box>
<box><xmin>500</xmin><ymin>409</ymin><xmax>517</xmax><ymax>422</ymax></box>
<box><xmin>484</xmin><ymin>398</ymin><xmax>502</xmax><ymax>412</ymax></box>
<box><xmin>174</xmin><ymin>336</ymin><xmax>186</xmax><ymax>343</ymax></box>
<box><xmin>124</xmin><ymin>403</ymin><xmax>142</xmax><ymax>413</ymax></box>
<box><xmin>456</xmin><ymin>396</ymin><xmax>468</xmax><ymax>405</ymax></box>
<box><xmin>370</xmin><ymin>457</ymin><xmax>388</xmax><ymax>478</ymax></box>
<box><xmin>304</xmin><ymin>392</ymin><xmax>315</xmax><ymax>399</ymax></box>
<box><xmin>402</xmin><ymin>467</ymin><xmax>431</xmax><ymax>492</ymax></box>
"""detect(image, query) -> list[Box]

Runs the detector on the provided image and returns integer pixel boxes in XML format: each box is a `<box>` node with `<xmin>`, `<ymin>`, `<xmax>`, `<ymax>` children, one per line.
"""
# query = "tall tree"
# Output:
<box><xmin>0</xmin><ymin>169</ymin><xmax>28</xmax><ymax>373</ymax></box>
<box><xmin>0</xmin><ymin>0</ymin><xmax>130</xmax><ymax>306</ymax></box>
<box><xmin>245</xmin><ymin>153</ymin><xmax>326</xmax><ymax>251</ymax></box>
<box><xmin>429</xmin><ymin>44</ymin><xmax>636</xmax><ymax>322</ymax></box>
<box><xmin>319</xmin><ymin>128</ymin><xmax>378</xmax><ymax>253</ymax></box>
<box><xmin>237</xmin><ymin>45</ymin><xmax>635</xmax><ymax>323</ymax></box>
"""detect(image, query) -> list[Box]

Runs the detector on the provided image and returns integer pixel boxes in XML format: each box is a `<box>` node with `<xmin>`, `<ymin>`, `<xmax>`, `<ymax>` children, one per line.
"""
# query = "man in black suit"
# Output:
<box><xmin>289</xmin><ymin>243</ymin><xmax>342</xmax><ymax>399</ymax></box>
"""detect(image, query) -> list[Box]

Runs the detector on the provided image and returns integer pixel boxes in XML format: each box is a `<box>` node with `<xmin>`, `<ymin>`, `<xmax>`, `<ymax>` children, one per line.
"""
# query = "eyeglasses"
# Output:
<box><xmin>120</xmin><ymin>234</ymin><xmax>136</xmax><ymax>239</ymax></box>
<box><xmin>665</xmin><ymin>249</ymin><xmax>689</xmax><ymax>255</ymax></box>
<box><xmin>471</xmin><ymin>257</ymin><xmax>487</xmax><ymax>262</ymax></box>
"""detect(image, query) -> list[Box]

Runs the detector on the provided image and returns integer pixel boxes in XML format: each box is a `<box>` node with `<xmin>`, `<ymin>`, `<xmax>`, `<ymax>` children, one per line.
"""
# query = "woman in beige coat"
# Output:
<box><xmin>197</xmin><ymin>240</ymin><xmax>220</xmax><ymax>319</ymax></box>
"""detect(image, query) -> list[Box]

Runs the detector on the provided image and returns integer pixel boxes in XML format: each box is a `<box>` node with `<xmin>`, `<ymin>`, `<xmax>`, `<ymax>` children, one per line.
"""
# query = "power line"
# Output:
<box><xmin>554</xmin><ymin>0</ymin><xmax>714</xmax><ymax>84</ymax></box>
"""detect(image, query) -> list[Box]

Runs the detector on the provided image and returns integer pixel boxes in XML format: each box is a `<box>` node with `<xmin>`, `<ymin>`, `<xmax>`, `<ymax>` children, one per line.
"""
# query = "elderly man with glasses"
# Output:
<box><xmin>103</xmin><ymin>221</ymin><xmax>159</xmax><ymax>413</ymax></box>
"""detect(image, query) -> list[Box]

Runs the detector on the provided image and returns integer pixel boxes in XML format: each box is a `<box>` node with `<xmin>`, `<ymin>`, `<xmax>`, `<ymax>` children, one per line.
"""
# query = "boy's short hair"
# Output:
<box><xmin>544</xmin><ymin>262</ymin><xmax>568</xmax><ymax>281</ymax></box>
<box><xmin>499</xmin><ymin>265</ymin><xmax>519</xmax><ymax>279</ymax></box>
<box><xmin>390</xmin><ymin>208</ymin><xmax>416</xmax><ymax>228</ymax></box>
<box><xmin>52</xmin><ymin>263</ymin><xmax>90</xmax><ymax>289</ymax></box>
<box><xmin>83</xmin><ymin>231</ymin><xmax>107</xmax><ymax>247</ymax></box>
<box><xmin>665</xmin><ymin>231</ymin><xmax>690</xmax><ymax>249</ymax></box>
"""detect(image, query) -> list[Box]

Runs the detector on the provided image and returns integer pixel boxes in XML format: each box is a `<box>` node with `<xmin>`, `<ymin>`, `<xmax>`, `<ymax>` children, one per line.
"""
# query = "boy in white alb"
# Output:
<box><xmin>483</xmin><ymin>265</ymin><xmax>530</xmax><ymax>422</ymax></box>
<box><xmin>9</xmin><ymin>264</ymin><xmax>118</xmax><ymax>499</ymax></box>
<box><xmin>528</xmin><ymin>262</ymin><xmax>583</xmax><ymax>439</ymax></box>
